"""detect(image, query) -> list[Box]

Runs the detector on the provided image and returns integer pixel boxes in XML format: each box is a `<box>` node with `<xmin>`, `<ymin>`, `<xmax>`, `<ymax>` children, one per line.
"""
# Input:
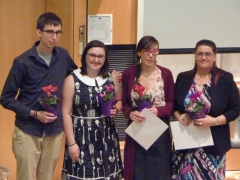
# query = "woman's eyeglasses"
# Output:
<box><xmin>196</xmin><ymin>52</ymin><xmax>214</xmax><ymax>58</ymax></box>
<box><xmin>142</xmin><ymin>49</ymin><xmax>160</xmax><ymax>56</ymax></box>
<box><xmin>87</xmin><ymin>53</ymin><xmax>105</xmax><ymax>60</ymax></box>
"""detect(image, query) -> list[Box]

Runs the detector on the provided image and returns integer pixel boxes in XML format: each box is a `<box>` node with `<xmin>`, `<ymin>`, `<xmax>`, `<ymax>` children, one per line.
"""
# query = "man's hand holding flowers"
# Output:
<box><xmin>30</xmin><ymin>84</ymin><xmax>60</xmax><ymax>123</ymax></box>
<box><xmin>30</xmin><ymin>109</ymin><xmax>57</xmax><ymax>124</ymax></box>
<box><xmin>37</xmin><ymin>111</ymin><xmax>58</xmax><ymax>123</ymax></box>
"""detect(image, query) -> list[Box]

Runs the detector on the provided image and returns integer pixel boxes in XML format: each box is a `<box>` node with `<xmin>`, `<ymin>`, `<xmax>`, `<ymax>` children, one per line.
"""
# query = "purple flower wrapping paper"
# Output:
<box><xmin>135</xmin><ymin>99</ymin><xmax>152</xmax><ymax>112</ymax></box>
<box><xmin>98</xmin><ymin>96</ymin><xmax>116</xmax><ymax>116</ymax></box>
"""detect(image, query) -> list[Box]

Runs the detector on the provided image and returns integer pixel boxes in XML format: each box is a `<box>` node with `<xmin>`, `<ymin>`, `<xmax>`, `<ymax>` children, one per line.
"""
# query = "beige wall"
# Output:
<box><xmin>0</xmin><ymin>1</ymin><xmax>45</xmax><ymax>179</ymax></box>
<box><xmin>73</xmin><ymin>0</ymin><xmax>87</xmax><ymax>67</ymax></box>
<box><xmin>88</xmin><ymin>0</ymin><xmax>137</xmax><ymax>44</ymax></box>
<box><xmin>45</xmin><ymin>0</ymin><xmax>74</xmax><ymax>55</ymax></box>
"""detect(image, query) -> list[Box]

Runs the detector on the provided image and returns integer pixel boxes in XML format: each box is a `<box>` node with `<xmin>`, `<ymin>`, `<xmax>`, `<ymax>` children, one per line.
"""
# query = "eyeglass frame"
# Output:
<box><xmin>87</xmin><ymin>53</ymin><xmax>105</xmax><ymax>60</ymax></box>
<box><xmin>41</xmin><ymin>30</ymin><xmax>63</xmax><ymax>37</ymax></box>
<box><xmin>142</xmin><ymin>49</ymin><xmax>160</xmax><ymax>56</ymax></box>
<box><xmin>195</xmin><ymin>52</ymin><xmax>214</xmax><ymax>58</ymax></box>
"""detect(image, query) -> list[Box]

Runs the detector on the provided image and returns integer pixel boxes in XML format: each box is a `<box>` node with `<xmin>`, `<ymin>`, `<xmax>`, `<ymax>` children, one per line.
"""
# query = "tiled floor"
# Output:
<box><xmin>226</xmin><ymin>171</ymin><xmax>240</xmax><ymax>180</ymax></box>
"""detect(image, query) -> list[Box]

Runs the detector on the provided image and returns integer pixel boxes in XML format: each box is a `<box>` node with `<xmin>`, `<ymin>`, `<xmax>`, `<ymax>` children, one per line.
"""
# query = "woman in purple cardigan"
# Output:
<box><xmin>122</xmin><ymin>36</ymin><xmax>174</xmax><ymax>180</ymax></box>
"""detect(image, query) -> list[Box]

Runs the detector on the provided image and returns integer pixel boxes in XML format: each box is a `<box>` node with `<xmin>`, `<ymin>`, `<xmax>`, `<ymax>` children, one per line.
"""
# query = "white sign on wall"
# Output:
<box><xmin>88</xmin><ymin>14</ymin><xmax>112</xmax><ymax>44</ymax></box>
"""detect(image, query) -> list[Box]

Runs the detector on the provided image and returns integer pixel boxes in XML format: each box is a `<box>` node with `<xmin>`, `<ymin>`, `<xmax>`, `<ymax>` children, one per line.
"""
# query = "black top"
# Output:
<box><xmin>174</xmin><ymin>67</ymin><xmax>239</xmax><ymax>155</ymax></box>
<box><xmin>0</xmin><ymin>41</ymin><xmax>77</xmax><ymax>137</ymax></box>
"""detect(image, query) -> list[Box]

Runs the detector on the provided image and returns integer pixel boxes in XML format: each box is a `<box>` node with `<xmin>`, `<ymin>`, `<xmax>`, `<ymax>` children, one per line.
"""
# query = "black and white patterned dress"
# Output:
<box><xmin>62</xmin><ymin>69</ymin><xmax>123</xmax><ymax>180</ymax></box>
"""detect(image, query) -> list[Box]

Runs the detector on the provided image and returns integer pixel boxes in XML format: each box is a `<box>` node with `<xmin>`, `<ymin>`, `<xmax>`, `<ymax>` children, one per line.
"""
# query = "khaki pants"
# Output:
<box><xmin>12</xmin><ymin>126</ymin><xmax>64</xmax><ymax>180</ymax></box>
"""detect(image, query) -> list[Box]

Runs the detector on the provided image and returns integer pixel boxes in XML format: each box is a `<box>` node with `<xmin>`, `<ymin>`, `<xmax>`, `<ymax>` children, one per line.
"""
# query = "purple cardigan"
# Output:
<box><xmin>122</xmin><ymin>65</ymin><xmax>174</xmax><ymax>180</ymax></box>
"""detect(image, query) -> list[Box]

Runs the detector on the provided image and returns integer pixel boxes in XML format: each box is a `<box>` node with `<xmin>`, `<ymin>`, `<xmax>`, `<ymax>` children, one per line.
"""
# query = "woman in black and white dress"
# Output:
<box><xmin>62</xmin><ymin>40</ymin><xmax>123</xmax><ymax>180</ymax></box>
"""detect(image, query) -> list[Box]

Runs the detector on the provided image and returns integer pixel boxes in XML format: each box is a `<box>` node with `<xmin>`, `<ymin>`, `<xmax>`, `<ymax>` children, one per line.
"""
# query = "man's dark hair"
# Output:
<box><xmin>37</xmin><ymin>12</ymin><xmax>62</xmax><ymax>30</ymax></box>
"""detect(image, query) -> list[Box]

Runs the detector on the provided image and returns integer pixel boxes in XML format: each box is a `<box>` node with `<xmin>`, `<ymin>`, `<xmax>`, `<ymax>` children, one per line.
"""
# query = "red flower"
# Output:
<box><xmin>132</xmin><ymin>83</ymin><xmax>152</xmax><ymax>103</ymax></box>
<box><xmin>39</xmin><ymin>84</ymin><xmax>59</xmax><ymax>107</ymax></box>
<box><xmin>134</xmin><ymin>84</ymin><xmax>145</xmax><ymax>93</ymax></box>
<box><xmin>42</xmin><ymin>85</ymin><xmax>58</xmax><ymax>97</ymax></box>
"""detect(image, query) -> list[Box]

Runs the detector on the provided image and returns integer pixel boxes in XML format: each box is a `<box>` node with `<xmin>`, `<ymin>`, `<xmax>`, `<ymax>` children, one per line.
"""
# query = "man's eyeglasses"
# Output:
<box><xmin>196</xmin><ymin>52</ymin><xmax>214</xmax><ymax>58</ymax></box>
<box><xmin>87</xmin><ymin>53</ymin><xmax>105</xmax><ymax>60</ymax></box>
<box><xmin>142</xmin><ymin>49</ymin><xmax>160</xmax><ymax>56</ymax></box>
<box><xmin>41</xmin><ymin>30</ymin><xmax>63</xmax><ymax>37</ymax></box>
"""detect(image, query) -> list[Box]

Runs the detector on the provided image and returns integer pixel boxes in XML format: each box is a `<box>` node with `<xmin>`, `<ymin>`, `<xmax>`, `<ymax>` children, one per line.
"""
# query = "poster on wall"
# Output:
<box><xmin>88</xmin><ymin>14</ymin><xmax>112</xmax><ymax>45</ymax></box>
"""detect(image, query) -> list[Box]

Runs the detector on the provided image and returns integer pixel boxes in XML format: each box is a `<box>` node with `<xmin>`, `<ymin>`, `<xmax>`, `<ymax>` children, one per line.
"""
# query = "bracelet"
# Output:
<box><xmin>216</xmin><ymin>118</ymin><xmax>220</xmax><ymax>126</ymax></box>
<box><xmin>67</xmin><ymin>142</ymin><xmax>77</xmax><ymax>147</ymax></box>
<box><xmin>33</xmin><ymin>110</ymin><xmax>38</xmax><ymax>119</ymax></box>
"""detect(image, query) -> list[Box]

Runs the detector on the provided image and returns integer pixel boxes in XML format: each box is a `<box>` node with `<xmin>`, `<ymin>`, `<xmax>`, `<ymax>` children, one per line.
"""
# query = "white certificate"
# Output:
<box><xmin>170</xmin><ymin>121</ymin><xmax>214</xmax><ymax>150</ymax></box>
<box><xmin>125</xmin><ymin>109</ymin><xmax>169</xmax><ymax>150</ymax></box>
<box><xmin>88</xmin><ymin>14</ymin><xmax>112</xmax><ymax>44</ymax></box>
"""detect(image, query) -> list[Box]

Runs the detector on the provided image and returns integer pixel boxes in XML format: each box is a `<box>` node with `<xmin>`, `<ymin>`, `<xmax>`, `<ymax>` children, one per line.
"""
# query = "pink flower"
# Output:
<box><xmin>99</xmin><ymin>84</ymin><xmax>115</xmax><ymax>101</ymax></box>
<box><xmin>109</xmin><ymin>84</ymin><xmax>114</xmax><ymax>90</ymax></box>
<box><xmin>187</xmin><ymin>106</ymin><xmax>194</xmax><ymax>112</ymax></box>
<box><xmin>186</xmin><ymin>88</ymin><xmax>210</xmax><ymax>115</ymax></box>
<box><xmin>189</xmin><ymin>90</ymin><xmax>202</xmax><ymax>103</ymax></box>
<box><xmin>104</xmin><ymin>84</ymin><xmax>115</xmax><ymax>93</ymax></box>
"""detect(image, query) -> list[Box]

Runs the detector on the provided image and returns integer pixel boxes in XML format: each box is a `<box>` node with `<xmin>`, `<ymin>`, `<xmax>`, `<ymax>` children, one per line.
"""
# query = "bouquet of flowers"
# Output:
<box><xmin>132</xmin><ymin>83</ymin><xmax>152</xmax><ymax>111</ymax></box>
<box><xmin>98</xmin><ymin>84</ymin><xmax>117</xmax><ymax>116</ymax></box>
<box><xmin>38</xmin><ymin>84</ymin><xmax>60</xmax><ymax>115</ymax></box>
<box><xmin>185</xmin><ymin>90</ymin><xmax>210</xmax><ymax>119</ymax></box>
